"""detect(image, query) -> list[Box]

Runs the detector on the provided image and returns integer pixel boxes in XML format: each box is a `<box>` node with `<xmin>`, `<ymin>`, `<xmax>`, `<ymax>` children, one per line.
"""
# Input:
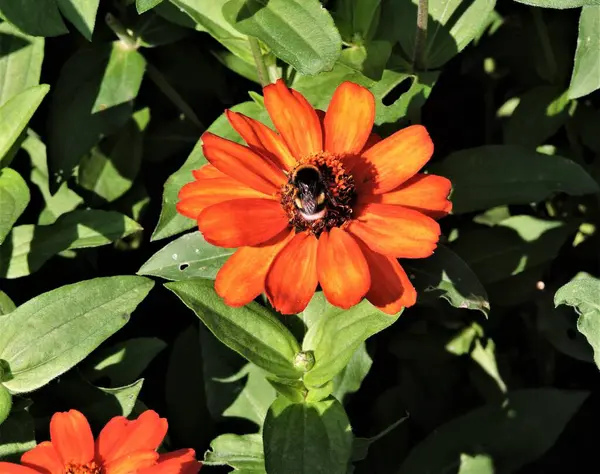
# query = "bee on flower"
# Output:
<box><xmin>177</xmin><ymin>80</ymin><xmax>452</xmax><ymax>315</ymax></box>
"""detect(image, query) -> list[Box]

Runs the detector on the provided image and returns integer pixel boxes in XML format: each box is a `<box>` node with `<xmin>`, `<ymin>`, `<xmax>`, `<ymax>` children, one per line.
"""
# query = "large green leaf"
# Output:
<box><xmin>555</xmin><ymin>276</ymin><xmax>600</xmax><ymax>369</ymax></box>
<box><xmin>396</xmin><ymin>389</ymin><xmax>589</xmax><ymax>474</ymax></box>
<box><xmin>0</xmin><ymin>22</ymin><xmax>44</xmax><ymax>107</ymax></box>
<box><xmin>431</xmin><ymin>145</ymin><xmax>599</xmax><ymax>214</ymax></box>
<box><xmin>0</xmin><ymin>384</ymin><xmax>10</xmax><ymax>425</ymax></box>
<box><xmin>513</xmin><ymin>0</ymin><xmax>600</xmax><ymax>8</ymax></box>
<box><xmin>137</xmin><ymin>0</ymin><xmax>165</xmax><ymax>13</ymax></box>
<box><xmin>204</xmin><ymin>434</ymin><xmax>266</xmax><ymax>472</ymax></box>
<box><xmin>332</xmin><ymin>343</ymin><xmax>372</xmax><ymax>403</ymax></box>
<box><xmin>0</xmin><ymin>290</ymin><xmax>15</xmax><ymax>316</ymax></box>
<box><xmin>153</xmin><ymin>100</ymin><xmax>269</xmax><ymax>241</ymax></box>
<box><xmin>0</xmin><ymin>210</ymin><xmax>142</xmax><ymax>279</ymax></box>
<box><xmin>48</xmin><ymin>45</ymin><xmax>132</xmax><ymax>190</ymax></box>
<box><xmin>303</xmin><ymin>300</ymin><xmax>400</xmax><ymax>388</ymax></box>
<box><xmin>0</xmin><ymin>168</ymin><xmax>29</xmax><ymax>246</ymax></box>
<box><xmin>0</xmin><ymin>0</ymin><xmax>68</xmax><ymax>37</ymax></box>
<box><xmin>263</xmin><ymin>396</ymin><xmax>353</xmax><ymax>474</ymax></box>
<box><xmin>56</xmin><ymin>0</ymin><xmax>100</xmax><ymax>41</ymax></box>
<box><xmin>0</xmin><ymin>84</ymin><xmax>49</xmax><ymax>166</ymax></box>
<box><xmin>0</xmin><ymin>408</ymin><xmax>35</xmax><ymax>460</ymax></box>
<box><xmin>569</xmin><ymin>6</ymin><xmax>600</xmax><ymax>99</ymax></box>
<box><xmin>0</xmin><ymin>276</ymin><xmax>153</xmax><ymax>393</ymax></box>
<box><xmin>403</xmin><ymin>244</ymin><xmax>490</xmax><ymax>316</ymax></box>
<box><xmin>223</xmin><ymin>0</ymin><xmax>342</xmax><ymax>75</ymax></box>
<box><xmin>139</xmin><ymin>231</ymin><xmax>234</xmax><ymax>281</ymax></box>
<box><xmin>166</xmin><ymin>278</ymin><xmax>302</xmax><ymax>380</ymax></box>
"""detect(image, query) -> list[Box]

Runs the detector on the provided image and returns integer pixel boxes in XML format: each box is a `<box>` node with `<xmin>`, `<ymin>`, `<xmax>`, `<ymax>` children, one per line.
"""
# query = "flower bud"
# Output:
<box><xmin>293</xmin><ymin>351</ymin><xmax>315</xmax><ymax>372</ymax></box>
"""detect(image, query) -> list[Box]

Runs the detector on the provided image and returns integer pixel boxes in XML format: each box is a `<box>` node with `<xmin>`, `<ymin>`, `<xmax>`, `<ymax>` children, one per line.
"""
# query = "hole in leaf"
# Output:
<box><xmin>179</xmin><ymin>263</ymin><xmax>189</xmax><ymax>271</ymax></box>
<box><xmin>382</xmin><ymin>77</ymin><xmax>414</xmax><ymax>106</ymax></box>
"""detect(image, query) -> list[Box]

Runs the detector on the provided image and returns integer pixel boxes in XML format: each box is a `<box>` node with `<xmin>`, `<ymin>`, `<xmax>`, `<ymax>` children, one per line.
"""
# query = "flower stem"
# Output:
<box><xmin>105</xmin><ymin>13</ymin><xmax>137</xmax><ymax>50</ymax></box>
<box><xmin>249</xmin><ymin>37</ymin><xmax>270</xmax><ymax>87</ymax></box>
<box><xmin>412</xmin><ymin>0</ymin><xmax>429</xmax><ymax>71</ymax></box>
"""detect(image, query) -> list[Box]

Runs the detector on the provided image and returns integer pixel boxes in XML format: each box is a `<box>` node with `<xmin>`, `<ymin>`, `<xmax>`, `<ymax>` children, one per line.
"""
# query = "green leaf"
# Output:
<box><xmin>0</xmin><ymin>384</ymin><xmax>10</xmax><ymax>425</ymax></box>
<box><xmin>332</xmin><ymin>343</ymin><xmax>372</xmax><ymax>403</ymax></box>
<box><xmin>48</xmin><ymin>45</ymin><xmax>132</xmax><ymax>189</ymax></box>
<box><xmin>403</xmin><ymin>244</ymin><xmax>490</xmax><ymax>316</ymax></box>
<box><xmin>166</xmin><ymin>278</ymin><xmax>302</xmax><ymax>380</ymax></box>
<box><xmin>85</xmin><ymin>337</ymin><xmax>167</xmax><ymax>387</ymax></box>
<box><xmin>0</xmin><ymin>408</ymin><xmax>35</xmax><ymax>460</ymax></box>
<box><xmin>56</xmin><ymin>0</ymin><xmax>100</xmax><ymax>41</ymax></box>
<box><xmin>77</xmin><ymin>120</ymin><xmax>143</xmax><ymax>203</ymax></box>
<box><xmin>396</xmin><ymin>389</ymin><xmax>589</xmax><ymax>474</ymax></box>
<box><xmin>432</xmin><ymin>145</ymin><xmax>600</xmax><ymax>214</ymax></box>
<box><xmin>0</xmin><ymin>290</ymin><xmax>15</xmax><ymax>316</ymax></box>
<box><xmin>338</xmin><ymin>41</ymin><xmax>391</xmax><ymax>81</ymax></box>
<box><xmin>0</xmin><ymin>210</ymin><xmax>142</xmax><ymax>279</ymax></box>
<box><xmin>0</xmin><ymin>84</ymin><xmax>49</xmax><ymax>166</ymax></box>
<box><xmin>139</xmin><ymin>231</ymin><xmax>234</xmax><ymax>281</ymax></box>
<box><xmin>393</xmin><ymin>0</ymin><xmax>496</xmax><ymax>69</ymax></box>
<box><xmin>0</xmin><ymin>0</ymin><xmax>68</xmax><ymax>37</ymax></box>
<box><xmin>137</xmin><ymin>0</ymin><xmax>164</xmax><ymax>13</ymax></box>
<box><xmin>503</xmin><ymin>86</ymin><xmax>572</xmax><ymax>148</ymax></box>
<box><xmin>153</xmin><ymin>100</ymin><xmax>269</xmax><ymax>241</ymax></box>
<box><xmin>204</xmin><ymin>433</ymin><xmax>266</xmax><ymax>472</ymax></box>
<box><xmin>135</xmin><ymin>13</ymin><xmax>190</xmax><ymax>47</ymax></box>
<box><xmin>352</xmin><ymin>416</ymin><xmax>408</xmax><ymax>462</ymax></box>
<box><xmin>223</xmin><ymin>0</ymin><xmax>342</xmax><ymax>75</ymax></box>
<box><xmin>303</xmin><ymin>300</ymin><xmax>401</xmax><ymax>388</ymax></box>
<box><xmin>0</xmin><ymin>22</ymin><xmax>44</xmax><ymax>107</ymax></box>
<box><xmin>555</xmin><ymin>276</ymin><xmax>600</xmax><ymax>369</ymax></box>
<box><xmin>0</xmin><ymin>276</ymin><xmax>153</xmax><ymax>393</ymax></box>
<box><xmin>453</xmin><ymin>215</ymin><xmax>573</xmax><ymax>285</ymax></box>
<box><xmin>92</xmin><ymin>42</ymin><xmax>146</xmax><ymax>112</ymax></box>
<box><xmin>264</xmin><ymin>396</ymin><xmax>353</xmax><ymax>474</ymax></box>
<box><xmin>513</xmin><ymin>0</ymin><xmax>600</xmax><ymax>8</ymax></box>
<box><xmin>0</xmin><ymin>168</ymin><xmax>29</xmax><ymax>246</ymax></box>
<box><xmin>569</xmin><ymin>6</ymin><xmax>600</xmax><ymax>99</ymax></box>
<box><xmin>334</xmin><ymin>0</ymin><xmax>381</xmax><ymax>43</ymax></box>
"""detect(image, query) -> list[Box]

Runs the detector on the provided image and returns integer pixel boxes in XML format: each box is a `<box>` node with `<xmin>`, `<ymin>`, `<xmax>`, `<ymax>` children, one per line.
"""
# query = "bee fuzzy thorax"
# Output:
<box><xmin>280</xmin><ymin>152</ymin><xmax>355</xmax><ymax>235</ymax></box>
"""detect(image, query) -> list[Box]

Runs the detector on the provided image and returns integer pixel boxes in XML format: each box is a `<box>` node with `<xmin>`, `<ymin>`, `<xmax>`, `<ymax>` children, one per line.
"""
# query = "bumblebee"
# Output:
<box><xmin>289</xmin><ymin>164</ymin><xmax>328</xmax><ymax>221</ymax></box>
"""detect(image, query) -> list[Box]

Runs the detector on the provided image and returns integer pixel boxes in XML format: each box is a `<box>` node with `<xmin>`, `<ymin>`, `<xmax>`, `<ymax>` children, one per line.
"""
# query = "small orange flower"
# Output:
<box><xmin>177</xmin><ymin>80</ymin><xmax>452</xmax><ymax>315</ymax></box>
<box><xmin>0</xmin><ymin>409</ymin><xmax>201</xmax><ymax>474</ymax></box>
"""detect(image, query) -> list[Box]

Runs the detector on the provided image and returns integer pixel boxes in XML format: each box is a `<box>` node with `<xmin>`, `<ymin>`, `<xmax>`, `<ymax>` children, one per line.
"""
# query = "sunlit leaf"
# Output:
<box><xmin>569</xmin><ymin>5</ymin><xmax>600</xmax><ymax>99</ymax></box>
<box><xmin>0</xmin><ymin>168</ymin><xmax>29</xmax><ymax>246</ymax></box>
<box><xmin>204</xmin><ymin>433</ymin><xmax>266</xmax><ymax>472</ymax></box>
<box><xmin>0</xmin><ymin>0</ymin><xmax>67</xmax><ymax>36</ymax></box>
<box><xmin>56</xmin><ymin>0</ymin><xmax>100</xmax><ymax>41</ymax></box>
<box><xmin>137</xmin><ymin>0</ymin><xmax>164</xmax><ymax>14</ymax></box>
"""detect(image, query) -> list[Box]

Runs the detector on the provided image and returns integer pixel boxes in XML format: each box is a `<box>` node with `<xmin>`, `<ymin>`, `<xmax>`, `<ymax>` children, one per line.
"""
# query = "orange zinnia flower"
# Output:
<box><xmin>0</xmin><ymin>409</ymin><xmax>201</xmax><ymax>474</ymax></box>
<box><xmin>177</xmin><ymin>80</ymin><xmax>451</xmax><ymax>315</ymax></box>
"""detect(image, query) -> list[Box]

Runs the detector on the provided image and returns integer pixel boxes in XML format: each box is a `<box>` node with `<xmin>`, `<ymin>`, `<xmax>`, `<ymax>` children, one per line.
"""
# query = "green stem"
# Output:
<box><xmin>249</xmin><ymin>37</ymin><xmax>270</xmax><ymax>87</ymax></box>
<box><xmin>413</xmin><ymin>0</ymin><xmax>429</xmax><ymax>71</ymax></box>
<box><xmin>532</xmin><ymin>9</ymin><xmax>557</xmax><ymax>83</ymax></box>
<box><xmin>105</xmin><ymin>13</ymin><xmax>137</xmax><ymax>50</ymax></box>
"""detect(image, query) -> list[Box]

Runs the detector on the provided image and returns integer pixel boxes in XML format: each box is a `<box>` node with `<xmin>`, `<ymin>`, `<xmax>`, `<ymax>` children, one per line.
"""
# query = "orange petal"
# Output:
<box><xmin>138</xmin><ymin>449</ymin><xmax>202</xmax><ymax>474</ymax></box>
<box><xmin>198</xmin><ymin>198</ymin><xmax>290</xmax><ymax>248</ymax></box>
<box><xmin>96</xmin><ymin>411</ymin><xmax>167</xmax><ymax>465</ymax></box>
<box><xmin>266</xmin><ymin>232</ymin><xmax>319</xmax><ymax>314</ymax></box>
<box><xmin>0</xmin><ymin>464</ymin><xmax>41</xmax><ymax>474</ymax></box>
<box><xmin>177</xmin><ymin>175</ymin><xmax>271</xmax><ymax>220</ymax></box>
<box><xmin>347</xmin><ymin>203</ymin><xmax>440</xmax><ymax>258</ymax></box>
<box><xmin>355</xmin><ymin>237</ymin><xmax>416</xmax><ymax>313</ymax></box>
<box><xmin>49</xmin><ymin>410</ymin><xmax>94</xmax><ymax>466</ymax></box>
<box><xmin>21</xmin><ymin>442</ymin><xmax>64</xmax><ymax>474</ymax></box>
<box><xmin>192</xmin><ymin>164</ymin><xmax>225</xmax><ymax>180</ymax></box>
<box><xmin>317</xmin><ymin>228</ymin><xmax>370</xmax><ymax>309</ymax></box>
<box><xmin>103</xmin><ymin>451</ymin><xmax>158</xmax><ymax>474</ymax></box>
<box><xmin>351</xmin><ymin>125</ymin><xmax>434</xmax><ymax>194</ymax></box>
<box><xmin>359</xmin><ymin>173</ymin><xmax>452</xmax><ymax>218</ymax></box>
<box><xmin>324</xmin><ymin>82</ymin><xmax>375</xmax><ymax>155</ymax></box>
<box><xmin>201</xmin><ymin>132</ymin><xmax>286</xmax><ymax>194</ymax></box>
<box><xmin>263</xmin><ymin>79</ymin><xmax>322</xmax><ymax>159</ymax></box>
<box><xmin>361</xmin><ymin>132</ymin><xmax>381</xmax><ymax>153</ymax></box>
<box><xmin>216</xmin><ymin>228</ymin><xmax>294</xmax><ymax>307</ymax></box>
<box><xmin>226</xmin><ymin>110</ymin><xmax>296</xmax><ymax>171</ymax></box>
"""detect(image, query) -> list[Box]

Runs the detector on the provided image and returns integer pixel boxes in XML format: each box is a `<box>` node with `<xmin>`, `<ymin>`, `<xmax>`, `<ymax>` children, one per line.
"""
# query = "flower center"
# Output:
<box><xmin>65</xmin><ymin>462</ymin><xmax>102</xmax><ymax>474</ymax></box>
<box><xmin>280</xmin><ymin>152</ymin><xmax>355</xmax><ymax>235</ymax></box>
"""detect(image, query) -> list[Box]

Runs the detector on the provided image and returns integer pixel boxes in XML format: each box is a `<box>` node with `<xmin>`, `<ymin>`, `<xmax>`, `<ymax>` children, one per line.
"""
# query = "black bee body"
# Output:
<box><xmin>290</xmin><ymin>164</ymin><xmax>328</xmax><ymax>221</ymax></box>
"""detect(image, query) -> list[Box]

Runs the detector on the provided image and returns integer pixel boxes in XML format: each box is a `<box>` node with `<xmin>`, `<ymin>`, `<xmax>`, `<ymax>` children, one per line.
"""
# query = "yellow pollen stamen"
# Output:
<box><xmin>65</xmin><ymin>462</ymin><xmax>102</xmax><ymax>474</ymax></box>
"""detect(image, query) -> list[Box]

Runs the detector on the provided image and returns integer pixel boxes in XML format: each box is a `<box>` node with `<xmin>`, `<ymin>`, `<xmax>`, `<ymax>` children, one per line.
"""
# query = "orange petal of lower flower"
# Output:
<box><xmin>138</xmin><ymin>449</ymin><xmax>202</xmax><ymax>474</ymax></box>
<box><xmin>201</xmin><ymin>132</ymin><xmax>286</xmax><ymax>195</ymax></box>
<box><xmin>359</xmin><ymin>173</ymin><xmax>452</xmax><ymax>218</ymax></box>
<box><xmin>266</xmin><ymin>232</ymin><xmax>319</xmax><ymax>314</ymax></box>
<box><xmin>21</xmin><ymin>441</ymin><xmax>63</xmax><ymax>474</ymax></box>
<box><xmin>198</xmin><ymin>198</ymin><xmax>289</xmax><ymax>248</ymax></box>
<box><xmin>317</xmin><ymin>228</ymin><xmax>370</xmax><ymax>309</ymax></box>
<box><xmin>263</xmin><ymin>79</ymin><xmax>322</xmax><ymax>159</ymax></box>
<box><xmin>216</xmin><ymin>229</ymin><xmax>294</xmax><ymax>307</ymax></box>
<box><xmin>347</xmin><ymin>203</ymin><xmax>440</xmax><ymax>258</ymax></box>
<box><xmin>49</xmin><ymin>410</ymin><xmax>94</xmax><ymax>466</ymax></box>
<box><xmin>177</xmin><ymin>175</ymin><xmax>271</xmax><ymax>220</ymax></box>
<box><xmin>192</xmin><ymin>164</ymin><xmax>224</xmax><ymax>181</ymax></box>
<box><xmin>226</xmin><ymin>110</ymin><xmax>296</xmax><ymax>171</ymax></box>
<box><xmin>103</xmin><ymin>451</ymin><xmax>158</xmax><ymax>474</ymax></box>
<box><xmin>325</xmin><ymin>82</ymin><xmax>375</xmax><ymax>156</ymax></box>
<box><xmin>355</xmin><ymin>237</ymin><xmax>416</xmax><ymax>313</ymax></box>
<box><xmin>96</xmin><ymin>411</ymin><xmax>167</xmax><ymax>465</ymax></box>
<box><xmin>0</xmin><ymin>464</ymin><xmax>41</xmax><ymax>474</ymax></box>
<box><xmin>352</xmin><ymin>125</ymin><xmax>434</xmax><ymax>194</ymax></box>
